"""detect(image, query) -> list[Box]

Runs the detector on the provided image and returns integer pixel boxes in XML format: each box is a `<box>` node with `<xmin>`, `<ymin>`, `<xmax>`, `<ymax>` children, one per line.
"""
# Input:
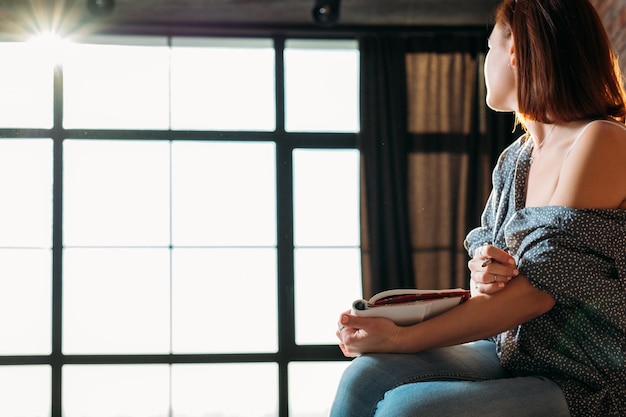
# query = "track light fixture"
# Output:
<box><xmin>87</xmin><ymin>0</ymin><xmax>115</xmax><ymax>16</ymax></box>
<box><xmin>311</xmin><ymin>0</ymin><xmax>341</xmax><ymax>26</ymax></box>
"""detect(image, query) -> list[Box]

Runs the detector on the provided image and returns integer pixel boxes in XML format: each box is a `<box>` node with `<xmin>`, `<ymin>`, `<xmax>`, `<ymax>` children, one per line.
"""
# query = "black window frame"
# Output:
<box><xmin>0</xmin><ymin>33</ymin><xmax>357</xmax><ymax>417</ymax></box>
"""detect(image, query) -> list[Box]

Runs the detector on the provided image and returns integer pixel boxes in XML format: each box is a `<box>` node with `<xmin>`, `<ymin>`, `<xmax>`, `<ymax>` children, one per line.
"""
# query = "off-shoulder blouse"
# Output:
<box><xmin>464</xmin><ymin>130</ymin><xmax>626</xmax><ymax>417</ymax></box>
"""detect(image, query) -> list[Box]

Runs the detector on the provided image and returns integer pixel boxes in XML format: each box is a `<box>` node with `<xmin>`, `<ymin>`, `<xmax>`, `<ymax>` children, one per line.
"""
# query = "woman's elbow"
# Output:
<box><xmin>523</xmin><ymin>281</ymin><xmax>556</xmax><ymax>318</ymax></box>
<box><xmin>534</xmin><ymin>291</ymin><xmax>556</xmax><ymax>315</ymax></box>
<box><xmin>510</xmin><ymin>276</ymin><xmax>556</xmax><ymax>318</ymax></box>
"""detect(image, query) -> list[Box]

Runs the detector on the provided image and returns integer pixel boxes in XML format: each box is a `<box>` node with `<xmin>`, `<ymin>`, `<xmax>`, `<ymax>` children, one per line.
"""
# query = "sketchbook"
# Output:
<box><xmin>351</xmin><ymin>288</ymin><xmax>471</xmax><ymax>326</ymax></box>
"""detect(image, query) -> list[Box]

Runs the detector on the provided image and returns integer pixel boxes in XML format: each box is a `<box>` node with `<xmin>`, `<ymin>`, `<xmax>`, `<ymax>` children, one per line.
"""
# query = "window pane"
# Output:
<box><xmin>0</xmin><ymin>365</ymin><xmax>50</xmax><ymax>417</ymax></box>
<box><xmin>64</xmin><ymin>365</ymin><xmax>169</xmax><ymax>417</ymax></box>
<box><xmin>0</xmin><ymin>249</ymin><xmax>51</xmax><ymax>355</ymax></box>
<box><xmin>294</xmin><ymin>248</ymin><xmax>362</xmax><ymax>345</ymax></box>
<box><xmin>0</xmin><ymin>42</ymin><xmax>53</xmax><ymax>128</ymax></box>
<box><xmin>172</xmin><ymin>363</ymin><xmax>278</xmax><ymax>417</ymax></box>
<box><xmin>171</xmin><ymin>141</ymin><xmax>276</xmax><ymax>246</ymax></box>
<box><xmin>63</xmin><ymin>248</ymin><xmax>170</xmax><ymax>354</ymax></box>
<box><xmin>289</xmin><ymin>362</ymin><xmax>350</xmax><ymax>417</ymax></box>
<box><xmin>63</xmin><ymin>37</ymin><xmax>170</xmax><ymax>129</ymax></box>
<box><xmin>172</xmin><ymin>248</ymin><xmax>277</xmax><ymax>353</ymax></box>
<box><xmin>284</xmin><ymin>40</ymin><xmax>359</xmax><ymax>133</ymax></box>
<box><xmin>293</xmin><ymin>149</ymin><xmax>360</xmax><ymax>247</ymax></box>
<box><xmin>0</xmin><ymin>139</ymin><xmax>53</xmax><ymax>248</ymax></box>
<box><xmin>64</xmin><ymin>140</ymin><xmax>170</xmax><ymax>246</ymax></box>
<box><xmin>171</xmin><ymin>38</ymin><xmax>275</xmax><ymax>131</ymax></box>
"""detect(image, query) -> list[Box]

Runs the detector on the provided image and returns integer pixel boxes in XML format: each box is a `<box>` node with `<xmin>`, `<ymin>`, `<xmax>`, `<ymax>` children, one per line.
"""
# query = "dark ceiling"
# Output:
<box><xmin>0</xmin><ymin>0</ymin><xmax>501</xmax><ymax>37</ymax></box>
<box><xmin>94</xmin><ymin>0</ymin><xmax>501</xmax><ymax>26</ymax></box>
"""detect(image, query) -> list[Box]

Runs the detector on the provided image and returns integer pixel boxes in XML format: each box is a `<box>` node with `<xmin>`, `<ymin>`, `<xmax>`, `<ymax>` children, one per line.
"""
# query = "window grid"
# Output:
<box><xmin>0</xmin><ymin>35</ymin><xmax>357</xmax><ymax>417</ymax></box>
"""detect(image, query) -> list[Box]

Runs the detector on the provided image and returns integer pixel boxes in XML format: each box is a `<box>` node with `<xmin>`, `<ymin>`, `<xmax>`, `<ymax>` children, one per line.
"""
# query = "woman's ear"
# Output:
<box><xmin>509</xmin><ymin>41</ymin><xmax>517</xmax><ymax>68</ymax></box>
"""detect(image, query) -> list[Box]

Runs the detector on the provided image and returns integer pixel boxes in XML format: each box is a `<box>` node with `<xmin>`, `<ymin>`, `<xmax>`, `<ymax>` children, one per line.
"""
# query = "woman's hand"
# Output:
<box><xmin>336</xmin><ymin>311</ymin><xmax>402</xmax><ymax>357</ymax></box>
<box><xmin>469</xmin><ymin>244</ymin><xmax>518</xmax><ymax>295</ymax></box>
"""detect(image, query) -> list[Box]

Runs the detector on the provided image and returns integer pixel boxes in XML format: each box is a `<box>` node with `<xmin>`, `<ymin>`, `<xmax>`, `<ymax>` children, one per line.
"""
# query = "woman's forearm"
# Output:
<box><xmin>391</xmin><ymin>276</ymin><xmax>555</xmax><ymax>353</ymax></box>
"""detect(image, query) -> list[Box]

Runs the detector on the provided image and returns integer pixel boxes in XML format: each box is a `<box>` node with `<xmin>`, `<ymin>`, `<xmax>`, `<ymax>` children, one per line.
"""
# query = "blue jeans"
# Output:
<box><xmin>329</xmin><ymin>340</ymin><xmax>570</xmax><ymax>417</ymax></box>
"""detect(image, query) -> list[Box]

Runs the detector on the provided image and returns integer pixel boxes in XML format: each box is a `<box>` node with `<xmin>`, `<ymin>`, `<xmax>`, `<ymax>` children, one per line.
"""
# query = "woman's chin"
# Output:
<box><xmin>485</xmin><ymin>97</ymin><xmax>514</xmax><ymax>113</ymax></box>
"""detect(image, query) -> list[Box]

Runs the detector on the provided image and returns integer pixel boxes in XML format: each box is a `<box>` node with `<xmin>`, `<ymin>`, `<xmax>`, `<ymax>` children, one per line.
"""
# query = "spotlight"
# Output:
<box><xmin>312</xmin><ymin>0</ymin><xmax>341</xmax><ymax>26</ymax></box>
<box><xmin>87</xmin><ymin>0</ymin><xmax>115</xmax><ymax>16</ymax></box>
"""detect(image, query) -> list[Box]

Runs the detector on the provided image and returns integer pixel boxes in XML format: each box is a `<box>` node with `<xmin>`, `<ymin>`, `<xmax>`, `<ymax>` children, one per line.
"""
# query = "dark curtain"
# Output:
<box><xmin>359</xmin><ymin>33</ymin><xmax>517</xmax><ymax>295</ymax></box>
<box><xmin>359</xmin><ymin>36</ymin><xmax>414</xmax><ymax>298</ymax></box>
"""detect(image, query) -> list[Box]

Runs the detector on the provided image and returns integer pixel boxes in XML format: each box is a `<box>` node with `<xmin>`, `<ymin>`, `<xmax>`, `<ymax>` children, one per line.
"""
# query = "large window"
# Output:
<box><xmin>0</xmin><ymin>35</ymin><xmax>360</xmax><ymax>417</ymax></box>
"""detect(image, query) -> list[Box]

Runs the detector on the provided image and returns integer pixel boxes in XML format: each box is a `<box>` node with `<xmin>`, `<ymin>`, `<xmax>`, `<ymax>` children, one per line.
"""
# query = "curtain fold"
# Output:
<box><xmin>405</xmin><ymin>35</ymin><xmax>485</xmax><ymax>289</ymax></box>
<box><xmin>358</xmin><ymin>36</ymin><xmax>414</xmax><ymax>298</ymax></box>
<box><xmin>359</xmin><ymin>33</ymin><xmax>517</xmax><ymax>294</ymax></box>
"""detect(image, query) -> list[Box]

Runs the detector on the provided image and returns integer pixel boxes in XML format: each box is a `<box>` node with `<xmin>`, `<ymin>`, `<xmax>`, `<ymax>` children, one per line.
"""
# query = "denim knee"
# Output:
<box><xmin>330</xmin><ymin>355</ymin><xmax>405</xmax><ymax>417</ymax></box>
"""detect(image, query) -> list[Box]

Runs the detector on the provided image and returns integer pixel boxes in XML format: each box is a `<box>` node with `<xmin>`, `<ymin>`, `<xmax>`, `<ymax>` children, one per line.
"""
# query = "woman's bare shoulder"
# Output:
<box><xmin>581</xmin><ymin>119</ymin><xmax>626</xmax><ymax>140</ymax></box>
<box><xmin>551</xmin><ymin>119</ymin><xmax>626</xmax><ymax>209</ymax></box>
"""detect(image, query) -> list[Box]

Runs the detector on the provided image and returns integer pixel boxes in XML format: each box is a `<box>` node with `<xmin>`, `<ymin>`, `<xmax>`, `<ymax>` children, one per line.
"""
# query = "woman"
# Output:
<box><xmin>330</xmin><ymin>0</ymin><xmax>626</xmax><ymax>416</ymax></box>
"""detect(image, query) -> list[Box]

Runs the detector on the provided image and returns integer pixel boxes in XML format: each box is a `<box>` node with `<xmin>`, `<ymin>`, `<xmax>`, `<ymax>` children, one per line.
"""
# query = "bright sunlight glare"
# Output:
<box><xmin>28</xmin><ymin>31</ymin><xmax>71</xmax><ymax>66</ymax></box>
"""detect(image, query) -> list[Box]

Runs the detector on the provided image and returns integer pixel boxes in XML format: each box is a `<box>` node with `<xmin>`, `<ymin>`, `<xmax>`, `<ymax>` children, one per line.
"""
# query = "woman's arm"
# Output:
<box><xmin>337</xmin><ymin>275</ymin><xmax>554</xmax><ymax>357</ymax></box>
